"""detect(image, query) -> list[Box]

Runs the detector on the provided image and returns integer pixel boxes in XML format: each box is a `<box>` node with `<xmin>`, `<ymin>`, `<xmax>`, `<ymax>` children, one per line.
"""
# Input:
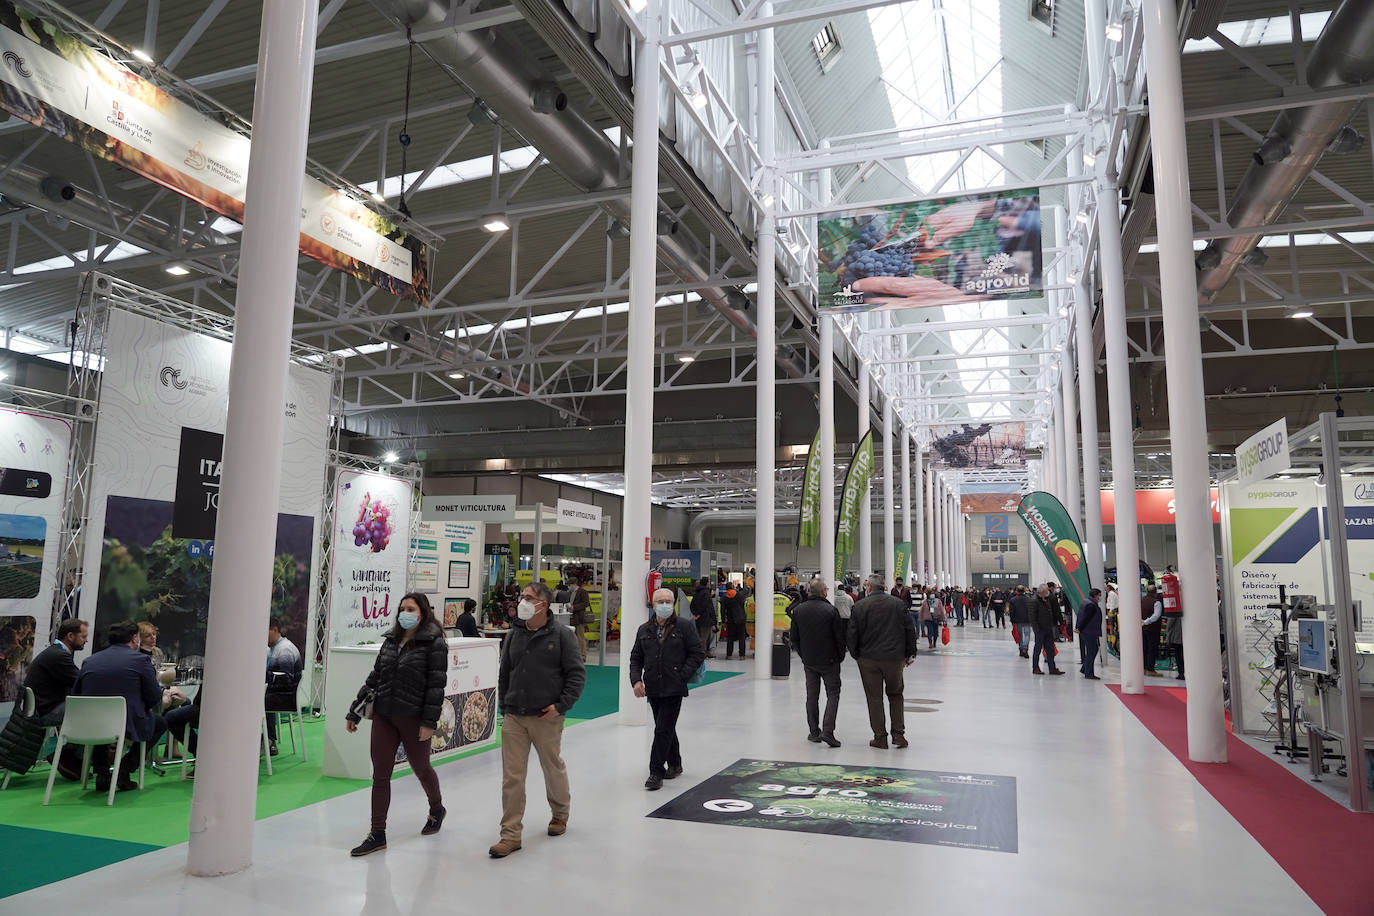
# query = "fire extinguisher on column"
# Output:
<box><xmin>645</xmin><ymin>569</ymin><xmax>663</xmax><ymax>609</ymax></box>
<box><xmin>1161</xmin><ymin>567</ymin><xmax>1185</xmax><ymax>680</ymax></box>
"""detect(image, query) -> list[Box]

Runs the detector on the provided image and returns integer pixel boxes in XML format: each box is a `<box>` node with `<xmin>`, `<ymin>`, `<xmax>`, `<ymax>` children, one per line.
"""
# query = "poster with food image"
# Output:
<box><xmin>816</xmin><ymin>188</ymin><xmax>1042</xmax><ymax>313</ymax></box>
<box><xmin>395</xmin><ymin>639</ymin><xmax>498</xmax><ymax>762</ymax></box>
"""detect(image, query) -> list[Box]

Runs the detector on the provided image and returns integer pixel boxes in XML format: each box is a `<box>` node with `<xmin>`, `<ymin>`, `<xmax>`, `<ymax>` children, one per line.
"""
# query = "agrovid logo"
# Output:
<box><xmin>160</xmin><ymin>366</ymin><xmax>188</xmax><ymax>390</ymax></box>
<box><xmin>3</xmin><ymin>51</ymin><xmax>31</xmax><ymax>78</ymax></box>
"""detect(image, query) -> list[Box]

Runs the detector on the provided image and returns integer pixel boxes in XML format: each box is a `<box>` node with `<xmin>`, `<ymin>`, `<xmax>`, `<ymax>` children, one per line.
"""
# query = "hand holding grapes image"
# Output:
<box><xmin>351</xmin><ymin>491</ymin><xmax>394</xmax><ymax>552</ymax></box>
<box><xmin>851</xmin><ymin>274</ymin><xmax>990</xmax><ymax>311</ymax></box>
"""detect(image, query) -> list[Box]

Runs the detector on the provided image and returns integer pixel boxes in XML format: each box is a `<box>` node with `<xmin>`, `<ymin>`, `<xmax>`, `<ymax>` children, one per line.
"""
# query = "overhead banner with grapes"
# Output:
<box><xmin>330</xmin><ymin>469</ymin><xmax>415</xmax><ymax>645</ymax></box>
<box><xmin>817</xmin><ymin>188</ymin><xmax>1042</xmax><ymax>313</ymax></box>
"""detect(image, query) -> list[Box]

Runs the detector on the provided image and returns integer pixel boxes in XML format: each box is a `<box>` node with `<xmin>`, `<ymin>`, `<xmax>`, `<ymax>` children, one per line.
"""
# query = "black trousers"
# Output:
<box><xmin>803</xmin><ymin>662</ymin><xmax>841</xmax><ymax>737</ymax></box>
<box><xmin>1032</xmin><ymin>627</ymin><xmax>1059</xmax><ymax>671</ymax></box>
<box><xmin>1143</xmin><ymin>627</ymin><xmax>1161</xmax><ymax>671</ymax></box>
<box><xmin>726</xmin><ymin>622</ymin><xmax>748</xmax><ymax>657</ymax></box>
<box><xmin>1079</xmin><ymin>634</ymin><xmax>1100</xmax><ymax>677</ymax></box>
<box><xmin>647</xmin><ymin>695</ymin><xmax>683</xmax><ymax>777</ymax></box>
<box><xmin>994</xmin><ymin>609</ymin><xmax>1005</xmax><ymax>627</ymax></box>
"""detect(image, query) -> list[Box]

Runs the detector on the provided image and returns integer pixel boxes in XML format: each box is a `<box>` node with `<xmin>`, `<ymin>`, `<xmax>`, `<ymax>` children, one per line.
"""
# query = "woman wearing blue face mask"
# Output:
<box><xmin>629</xmin><ymin>588</ymin><xmax>706</xmax><ymax>791</ymax></box>
<box><xmin>345</xmin><ymin>592</ymin><xmax>449</xmax><ymax>857</ymax></box>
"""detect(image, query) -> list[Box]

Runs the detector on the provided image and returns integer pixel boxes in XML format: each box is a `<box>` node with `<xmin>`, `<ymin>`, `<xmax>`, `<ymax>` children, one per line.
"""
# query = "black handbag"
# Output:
<box><xmin>0</xmin><ymin>710</ymin><xmax>46</xmax><ymax>776</ymax></box>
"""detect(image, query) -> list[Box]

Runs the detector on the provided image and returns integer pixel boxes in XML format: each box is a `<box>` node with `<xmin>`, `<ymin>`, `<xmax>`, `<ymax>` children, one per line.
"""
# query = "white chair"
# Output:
<box><xmin>44</xmin><ymin>695</ymin><xmax>145</xmax><ymax>807</ymax></box>
<box><xmin>268</xmin><ymin>684</ymin><xmax>307</xmax><ymax>762</ymax></box>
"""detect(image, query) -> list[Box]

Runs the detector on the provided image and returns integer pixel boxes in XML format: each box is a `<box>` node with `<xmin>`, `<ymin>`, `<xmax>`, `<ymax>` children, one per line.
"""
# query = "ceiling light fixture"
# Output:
<box><xmin>163</xmin><ymin>263</ymin><xmax>190</xmax><ymax>276</ymax></box>
<box><xmin>132</xmin><ymin>48</ymin><xmax>154</xmax><ymax>64</ymax></box>
<box><xmin>682</xmin><ymin>86</ymin><xmax>708</xmax><ymax>111</ymax></box>
<box><xmin>382</xmin><ymin>451</ymin><xmax>399</xmax><ymax>464</ymax></box>
<box><xmin>482</xmin><ymin>215</ymin><xmax>510</xmax><ymax>233</ymax></box>
<box><xmin>676</xmin><ymin>353</ymin><xmax>695</xmax><ymax>363</ymax></box>
<box><xmin>1075</xmin><ymin>210</ymin><xmax>1089</xmax><ymax>225</ymax></box>
<box><xmin>1082</xmin><ymin>150</ymin><xmax>1097</xmax><ymax>168</ymax></box>
<box><xmin>447</xmin><ymin>370</ymin><xmax>465</xmax><ymax>379</ymax></box>
<box><xmin>1288</xmin><ymin>308</ymin><xmax>1314</xmax><ymax>319</ymax></box>
<box><xmin>370</xmin><ymin>191</ymin><xmax>387</xmax><ymax>204</ymax></box>
<box><xmin>1105</xmin><ymin>21</ymin><xmax>1123</xmax><ymax>42</ymax></box>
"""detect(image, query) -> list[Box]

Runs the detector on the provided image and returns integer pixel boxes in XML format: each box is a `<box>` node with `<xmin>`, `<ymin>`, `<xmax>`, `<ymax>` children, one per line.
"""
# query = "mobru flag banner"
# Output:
<box><xmin>797</xmin><ymin>425</ymin><xmax>825</xmax><ymax>548</ymax></box>
<box><xmin>1016</xmin><ymin>491</ymin><xmax>1092</xmax><ymax>609</ymax></box>
<box><xmin>836</xmin><ymin>431</ymin><xmax>875</xmax><ymax>558</ymax></box>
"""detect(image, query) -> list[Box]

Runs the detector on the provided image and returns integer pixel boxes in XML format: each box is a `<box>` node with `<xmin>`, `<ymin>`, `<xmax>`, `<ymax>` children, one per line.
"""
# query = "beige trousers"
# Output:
<box><xmin>500</xmin><ymin>713</ymin><xmax>570</xmax><ymax>841</ymax></box>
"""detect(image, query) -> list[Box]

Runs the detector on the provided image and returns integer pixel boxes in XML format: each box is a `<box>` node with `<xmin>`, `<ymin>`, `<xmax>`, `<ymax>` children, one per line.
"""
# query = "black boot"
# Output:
<box><xmin>350</xmin><ymin>832</ymin><xmax>387</xmax><ymax>856</ymax></box>
<box><xmin>422</xmin><ymin>806</ymin><xmax>446</xmax><ymax>836</ymax></box>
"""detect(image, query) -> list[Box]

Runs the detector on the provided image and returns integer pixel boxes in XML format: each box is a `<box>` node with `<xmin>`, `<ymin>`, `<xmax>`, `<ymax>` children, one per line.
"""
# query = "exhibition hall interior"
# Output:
<box><xmin>0</xmin><ymin>0</ymin><xmax>1372</xmax><ymax>912</ymax></box>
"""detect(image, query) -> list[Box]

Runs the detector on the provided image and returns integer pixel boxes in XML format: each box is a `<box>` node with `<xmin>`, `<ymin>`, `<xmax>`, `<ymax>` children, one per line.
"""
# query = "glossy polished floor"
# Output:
<box><xmin>7</xmin><ymin>626</ymin><xmax>1321</xmax><ymax>915</ymax></box>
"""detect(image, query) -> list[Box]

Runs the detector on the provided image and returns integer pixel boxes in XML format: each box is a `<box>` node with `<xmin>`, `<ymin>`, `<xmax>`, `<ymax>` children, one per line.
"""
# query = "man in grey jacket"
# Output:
<box><xmin>847</xmin><ymin>575</ymin><xmax>918</xmax><ymax>749</ymax></box>
<box><xmin>790</xmin><ymin>578</ymin><xmax>845</xmax><ymax>748</ymax></box>
<box><xmin>490</xmin><ymin>580</ymin><xmax>586</xmax><ymax>859</ymax></box>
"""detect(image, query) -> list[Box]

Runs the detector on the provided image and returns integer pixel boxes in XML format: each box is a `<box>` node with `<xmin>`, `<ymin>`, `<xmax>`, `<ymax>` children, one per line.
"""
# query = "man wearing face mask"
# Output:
<box><xmin>489</xmin><ymin>581</ymin><xmax>585</xmax><ymax>859</ymax></box>
<box><xmin>630</xmin><ymin>587</ymin><xmax>706</xmax><ymax>790</ymax></box>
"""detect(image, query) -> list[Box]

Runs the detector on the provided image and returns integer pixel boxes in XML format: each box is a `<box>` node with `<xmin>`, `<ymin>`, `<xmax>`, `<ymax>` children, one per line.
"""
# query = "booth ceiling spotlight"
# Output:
<box><xmin>606</xmin><ymin>219</ymin><xmax>631</xmax><ymax>240</ymax></box>
<box><xmin>656</xmin><ymin>212</ymin><xmax>680</xmax><ymax>236</ymax></box>
<box><xmin>482</xmin><ymin>214</ymin><xmax>511</xmax><ymax>233</ymax></box>
<box><xmin>39</xmin><ymin>176</ymin><xmax>75</xmax><ymax>203</ymax></box>
<box><xmin>530</xmin><ymin>81</ymin><xmax>568</xmax><ymax>114</ymax></box>
<box><xmin>131</xmin><ymin>48</ymin><xmax>153</xmax><ymax>64</ymax></box>
<box><xmin>163</xmin><ymin>263</ymin><xmax>190</xmax><ymax>276</ymax></box>
<box><xmin>467</xmin><ymin>99</ymin><xmax>500</xmax><ymax>127</ymax></box>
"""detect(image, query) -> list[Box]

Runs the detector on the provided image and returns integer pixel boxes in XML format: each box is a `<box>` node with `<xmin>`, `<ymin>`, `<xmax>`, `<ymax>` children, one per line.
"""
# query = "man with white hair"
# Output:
<box><xmin>790</xmin><ymin>578</ymin><xmax>845</xmax><ymax>747</ymax></box>
<box><xmin>847</xmin><ymin>574</ymin><xmax>918</xmax><ymax>749</ymax></box>
<box><xmin>629</xmin><ymin>587</ymin><xmax>706</xmax><ymax>790</ymax></box>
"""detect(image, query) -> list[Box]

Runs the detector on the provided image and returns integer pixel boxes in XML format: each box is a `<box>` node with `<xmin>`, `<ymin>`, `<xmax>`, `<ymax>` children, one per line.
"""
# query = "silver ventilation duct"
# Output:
<box><xmin>1196</xmin><ymin>0</ymin><xmax>1374</xmax><ymax>303</ymax></box>
<box><xmin>381</xmin><ymin>0</ymin><xmax>808</xmax><ymax>379</ymax></box>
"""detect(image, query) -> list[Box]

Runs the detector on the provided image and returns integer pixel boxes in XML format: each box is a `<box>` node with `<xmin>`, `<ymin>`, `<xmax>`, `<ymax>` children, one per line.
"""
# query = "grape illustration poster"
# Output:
<box><xmin>816</xmin><ymin>188</ymin><xmax>1041</xmax><ymax>313</ymax></box>
<box><xmin>649</xmin><ymin>759</ymin><xmax>1017</xmax><ymax>852</ymax></box>
<box><xmin>329</xmin><ymin>469</ymin><xmax>414</xmax><ymax>645</ymax></box>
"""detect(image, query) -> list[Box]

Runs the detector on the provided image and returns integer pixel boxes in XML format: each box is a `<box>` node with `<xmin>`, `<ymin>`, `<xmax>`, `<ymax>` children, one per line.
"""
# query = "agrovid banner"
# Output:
<box><xmin>0</xmin><ymin>2</ymin><xmax>429</xmax><ymax>302</ymax></box>
<box><xmin>81</xmin><ymin>308</ymin><xmax>331</xmax><ymax>670</ymax></box>
<box><xmin>928</xmin><ymin>423</ymin><xmax>1025</xmax><ymax>470</ymax></box>
<box><xmin>330</xmin><ymin>469</ymin><xmax>414</xmax><ymax>645</ymax></box>
<box><xmin>817</xmin><ymin>188</ymin><xmax>1041</xmax><ymax>314</ymax></box>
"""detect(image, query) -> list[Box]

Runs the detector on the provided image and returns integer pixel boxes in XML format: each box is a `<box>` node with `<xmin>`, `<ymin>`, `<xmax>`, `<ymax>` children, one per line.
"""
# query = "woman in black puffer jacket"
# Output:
<box><xmin>345</xmin><ymin>592</ymin><xmax>448</xmax><ymax>856</ymax></box>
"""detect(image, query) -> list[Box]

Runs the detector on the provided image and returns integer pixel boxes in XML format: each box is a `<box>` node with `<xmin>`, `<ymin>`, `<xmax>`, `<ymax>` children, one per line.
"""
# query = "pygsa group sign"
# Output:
<box><xmin>648</xmin><ymin>759</ymin><xmax>1018</xmax><ymax>853</ymax></box>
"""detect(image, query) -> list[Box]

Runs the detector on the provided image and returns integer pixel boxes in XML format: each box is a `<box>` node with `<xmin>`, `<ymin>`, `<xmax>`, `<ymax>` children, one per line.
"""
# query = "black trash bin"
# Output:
<box><xmin>771</xmin><ymin>638</ymin><xmax>791</xmax><ymax>679</ymax></box>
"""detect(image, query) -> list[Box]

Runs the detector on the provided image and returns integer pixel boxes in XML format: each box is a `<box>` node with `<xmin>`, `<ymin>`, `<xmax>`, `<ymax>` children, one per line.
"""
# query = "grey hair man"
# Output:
<box><xmin>846</xmin><ymin>574</ymin><xmax>918</xmax><ymax>749</ymax></box>
<box><xmin>790</xmin><ymin>578</ymin><xmax>845</xmax><ymax>747</ymax></box>
<box><xmin>630</xmin><ymin>587</ymin><xmax>705</xmax><ymax>790</ymax></box>
<box><xmin>1030</xmin><ymin>583</ymin><xmax>1064</xmax><ymax>675</ymax></box>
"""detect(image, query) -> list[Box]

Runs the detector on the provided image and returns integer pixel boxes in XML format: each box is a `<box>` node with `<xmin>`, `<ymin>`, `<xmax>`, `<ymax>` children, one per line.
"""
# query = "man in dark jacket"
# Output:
<box><xmin>73</xmin><ymin>620</ymin><xmax>170</xmax><ymax>791</ymax></box>
<box><xmin>689</xmin><ymin>577</ymin><xmax>718</xmax><ymax>658</ymax></box>
<box><xmin>630</xmin><ymin>587</ymin><xmax>705</xmax><ymax>791</ymax></box>
<box><xmin>23</xmin><ymin>617</ymin><xmax>87</xmax><ymax>726</ymax></box>
<box><xmin>1009</xmin><ymin>586</ymin><xmax>1032</xmax><ymax>657</ymax></box>
<box><xmin>790</xmin><ymin>578</ymin><xmax>845</xmax><ymax>747</ymax></box>
<box><xmin>847</xmin><ymin>575</ymin><xmax>918</xmax><ymax>749</ymax></box>
<box><xmin>455</xmin><ymin>598</ymin><xmax>480</xmax><ymax>638</ymax></box>
<box><xmin>1030</xmin><ymin>584</ymin><xmax>1065</xmax><ymax>675</ymax></box>
<box><xmin>720</xmin><ymin>584</ymin><xmax>749</xmax><ymax>659</ymax></box>
<box><xmin>1076</xmin><ymin>588</ymin><xmax>1104</xmax><ymax>680</ymax></box>
<box><xmin>491</xmin><ymin>580</ymin><xmax>585</xmax><ymax>858</ymax></box>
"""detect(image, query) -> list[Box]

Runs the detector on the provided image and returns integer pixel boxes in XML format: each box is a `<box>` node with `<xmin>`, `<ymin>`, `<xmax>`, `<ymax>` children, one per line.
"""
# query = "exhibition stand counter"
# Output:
<box><xmin>322</xmin><ymin>637</ymin><xmax>499</xmax><ymax>779</ymax></box>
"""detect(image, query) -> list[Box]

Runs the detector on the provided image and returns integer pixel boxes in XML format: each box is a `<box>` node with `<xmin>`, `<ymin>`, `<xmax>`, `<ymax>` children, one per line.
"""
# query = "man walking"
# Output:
<box><xmin>1009</xmin><ymin>585</ymin><xmax>1032</xmax><ymax>657</ymax></box>
<box><xmin>990</xmin><ymin>589</ymin><xmax>1008</xmax><ymax>629</ymax></box>
<box><xmin>490</xmin><ymin>581</ymin><xmax>586</xmax><ymax>858</ymax></box>
<box><xmin>847</xmin><ymin>575</ymin><xmax>918</xmax><ymax>749</ymax></box>
<box><xmin>690</xmin><ymin>577</ymin><xmax>718</xmax><ymax>659</ymax></box>
<box><xmin>630</xmin><ymin>588</ymin><xmax>706</xmax><ymax>790</ymax></box>
<box><xmin>790</xmin><ymin>579</ymin><xmax>845</xmax><ymax>748</ymax></box>
<box><xmin>721</xmin><ymin>584</ymin><xmax>749</xmax><ymax>659</ymax></box>
<box><xmin>1030</xmin><ymin>584</ymin><xmax>1065</xmax><ymax>675</ymax></box>
<box><xmin>1076</xmin><ymin>588</ymin><xmax>1104</xmax><ymax>680</ymax></box>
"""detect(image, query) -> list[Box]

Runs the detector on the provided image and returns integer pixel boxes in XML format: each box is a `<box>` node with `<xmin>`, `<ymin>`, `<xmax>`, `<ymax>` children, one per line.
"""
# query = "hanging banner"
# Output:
<box><xmin>894</xmin><ymin>541</ymin><xmax>912</xmax><ymax>584</ymax></box>
<box><xmin>836</xmin><ymin>431</ymin><xmax>875</xmax><ymax>558</ymax></box>
<box><xmin>817</xmin><ymin>188</ymin><xmax>1041</xmax><ymax>313</ymax></box>
<box><xmin>0</xmin><ymin>2</ymin><xmax>429</xmax><ymax>302</ymax></box>
<box><xmin>960</xmin><ymin>483</ymin><xmax>1023</xmax><ymax>514</ymax></box>
<box><xmin>0</xmin><ymin>407</ymin><xmax>69</xmax><ymax>699</ymax></box>
<box><xmin>556</xmin><ymin>498</ymin><xmax>602</xmax><ymax>531</ymax></box>
<box><xmin>329</xmin><ymin>469</ymin><xmax>414</xmax><ymax>644</ymax></box>
<box><xmin>797</xmin><ymin>426</ymin><xmax>824</xmax><ymax>548</ymax></box>
<box><xmin>81</xmin><ymin>307</ymin><xmax>330</xmax><ymax>677</ymax></box>
<box><xmin>1234</xmin><ymin>418</ymin><xmax>1290</xmax><ymax>486</ymax></box>
<box><xmin>1100</xmin><ymin>488</ymin><xmax>1220</xmax><ymax>525</ymax></box>
<box><xmin>1223</xmin><ymin>477</ymin><xmax>1374</xmax><ymax>734</ymax></box>
<box><xmin>422</xmin><ymin>494</ymin><xmax>515</xmax><ymax>522</ymax></box>
<box><xmin>1016</xmin><ymin>491</ymin><xmax>1092</xmax><ymax>609</ymax></box>
<box><xmin>928</xmin><ymin>423</ymin><xmax>1025</xmax><ymax>470</ymax></box>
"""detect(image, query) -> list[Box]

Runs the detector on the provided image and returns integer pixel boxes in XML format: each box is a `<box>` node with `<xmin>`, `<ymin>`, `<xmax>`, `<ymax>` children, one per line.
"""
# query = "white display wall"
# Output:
<box><xmin>410</xmin><ymin>519</ymin><xmax>484</xmax><ymax>627</ymax></box>
<box><xmin>79</xmin><ymin>307</ymin><xmax>332</xmax><ymax>688</ymax></box>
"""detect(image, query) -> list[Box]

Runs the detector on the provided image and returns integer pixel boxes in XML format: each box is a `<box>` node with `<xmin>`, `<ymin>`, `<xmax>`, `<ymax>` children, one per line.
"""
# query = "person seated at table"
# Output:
<box><xmin>23</xmin><ymin>618</ymin><xmax>88</xmax><ymax>727</ymax></box>
<box><xmin>456</xmin><ymin>599</ymin><xmax>480</xmax><ymax>638</ymax></box>
<box><xmin>73</xmin><ymin>620</ymin><xmax>170</xmax><ymax>792</ymax></box>
<box><xmin>265</xmin><ymin>618</ymin><xmax>303</xmax><ymax>755</ymax></box>
<box><xmin>136</xmin><ymin>621</ymin><xmax>167</xmax><ymax>667</ymax></box>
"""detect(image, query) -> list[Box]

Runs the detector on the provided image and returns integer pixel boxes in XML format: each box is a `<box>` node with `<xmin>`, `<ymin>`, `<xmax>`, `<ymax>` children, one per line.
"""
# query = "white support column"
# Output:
<box><xmin>857</xmin><ymin>343</ymin><xmax>873</xmax><ymax>580</ymax></box>
<box><xmin>819</xmin><ymin>318</ymin><xmax>836</xmax><ymax>588</ymax></box>
<box><xmin>616</xmin><ymin>1</ymin><xmax>661</xmax><ymax>723</ymax></box>
<box><xmin>1050</xmin><ymin>381</ymin><xmax>1066</xmax><ymax>503</ymax></box>
<box><xmin>187</xmin><ymin>0</ymin><xmax>318</xmax><ymax>877</ymax></box>
<box><xmin>1142</xmin><ymin>0</ymin><xmax>1225</xmax><ymax>762</ymax></box>
<box><xmin>882</xmin><ymin>396</ymin><xmax>895</xmax><ymax>582</ymax></box>
<box><xmin>1055</xmin><ymin>215</ymin><xmax>1081</xmax><ymax>533</ymax></box>
<box><xmin>900</xmin><ymin>426</ymin><xmax>912</xmax><ymax>557</ymax></box>
<box><xmin>936</xmin><ymin>477</ymin><xmax>947</xmax><ymax>587</ymax></box>
<box><xmin>1075</xmin><ymin>280</ymin><xmax>1105</xmax><ymax>594</ymax></box>
<box><xmin>533</xmin><ymin>502</ymin><xmax>544</xmax><ymax>583</ymax></box>
<box><xmin>912</xmin><ymin>438</ymin><xmax>924</xmax><ymax>585</ymax></box>
<box><xmin>753</xmin><ymin>3</ymin><xmax>776</xmax><ymax>676</ymax></box>
<box><xmin>924</xmin><ymin>452</ymin><xmax>935</xmax><ymax>585</ymax></box>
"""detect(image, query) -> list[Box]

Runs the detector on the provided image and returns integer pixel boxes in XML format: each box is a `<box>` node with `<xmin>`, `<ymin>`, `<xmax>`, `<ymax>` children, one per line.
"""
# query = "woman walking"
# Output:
<box><xmin>345</xmin><ymin>592</ymin><xmax>449</xmax><ymax>856</ymax></box>
<box><xmin>630</xmin><ymin>588</ymin><xmax>705</xmax><ymax>791</ymax></box>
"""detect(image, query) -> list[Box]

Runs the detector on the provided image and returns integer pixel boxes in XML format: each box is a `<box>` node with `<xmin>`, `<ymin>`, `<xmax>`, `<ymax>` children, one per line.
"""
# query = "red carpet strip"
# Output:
<box><xmin>1109</xmin><ymin>685</ymin><xmax>1374</xmax><ymax>916</ymax></box>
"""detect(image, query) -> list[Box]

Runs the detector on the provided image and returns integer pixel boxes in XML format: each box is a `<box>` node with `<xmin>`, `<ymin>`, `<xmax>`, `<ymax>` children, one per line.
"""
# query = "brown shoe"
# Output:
<box><xmin>892</xmin><ymin>734</ymin><xmax>909</xmax><ymax>749</ymax></box>
<box><xmin>869</xmin><ymin>736</ymin><xmax>889</xmax><ymax>749</ymax></box>
<box><xmin>548</xmin><ymin>818</ymin><xmax>567</xmax><ymax>837</ymax></box>
<box><xmin>488</xmin><ymin>839</ymin><xmax>522</xmax><ymax>858</ymax></box>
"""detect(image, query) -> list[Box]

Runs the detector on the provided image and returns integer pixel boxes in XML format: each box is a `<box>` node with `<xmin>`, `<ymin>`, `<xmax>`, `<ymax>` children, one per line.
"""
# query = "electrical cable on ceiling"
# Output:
<box><xmin>396</xmin><ymin>27</ymin><xmax>415</xmax><ymax>218</ymax></box>
<box><xmin>1332</xmin><ymin>344</ymin><xmax>1344</xmax><ymax>417</ymax></box>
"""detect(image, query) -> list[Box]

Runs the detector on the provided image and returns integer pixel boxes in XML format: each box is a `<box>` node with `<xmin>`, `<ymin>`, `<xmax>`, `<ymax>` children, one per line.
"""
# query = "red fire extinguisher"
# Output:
<box><xmin>1161</xmin><ymin>568</ymin><xmax>1182</xmax><ymax>616</ymax></box>
<box><xmin>646</xmin><ymin>569</ymin><xmax>663</xmax><ymax>607</ymax></box>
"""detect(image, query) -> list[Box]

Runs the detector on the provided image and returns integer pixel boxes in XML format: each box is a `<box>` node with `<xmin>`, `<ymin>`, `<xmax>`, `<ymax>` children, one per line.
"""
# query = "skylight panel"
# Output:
<box><xmin>1184</xmin><ymin>11</ymin><xmax>1332</xmax><ymax>54</ymax></box>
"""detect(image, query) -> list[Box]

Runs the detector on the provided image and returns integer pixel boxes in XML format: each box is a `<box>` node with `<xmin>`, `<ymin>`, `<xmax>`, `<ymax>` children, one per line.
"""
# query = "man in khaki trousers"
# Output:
<box><xmin>490</xmin><ymin>580</ymin><xmax>586</xmax><ymax>858</ymax></box>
